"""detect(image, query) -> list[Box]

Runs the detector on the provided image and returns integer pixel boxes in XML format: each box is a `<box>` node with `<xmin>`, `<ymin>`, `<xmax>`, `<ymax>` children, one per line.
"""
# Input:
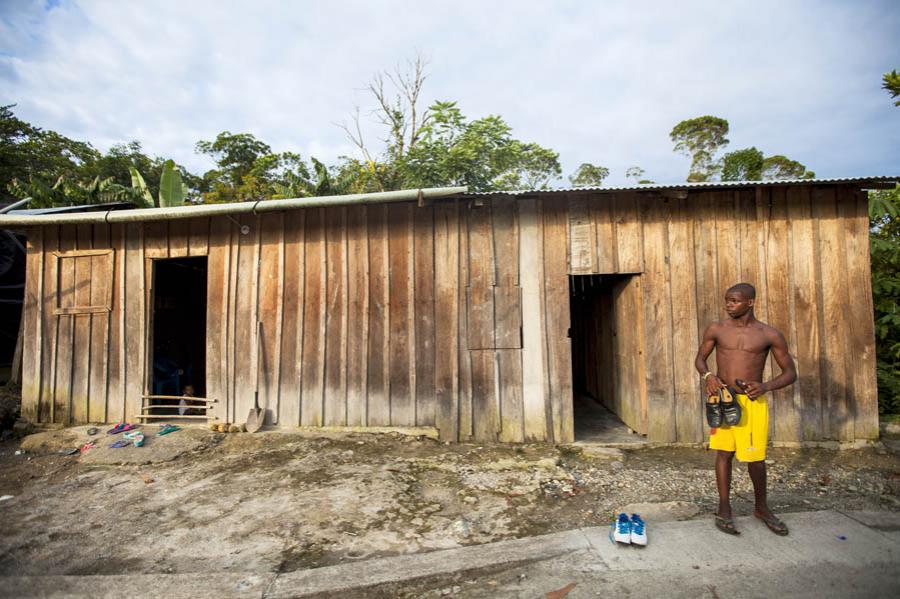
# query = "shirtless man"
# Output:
<box><xmin>694</xmin><ymin>282</ymin><xmax>797</xmax><ymax>536</ymax></box>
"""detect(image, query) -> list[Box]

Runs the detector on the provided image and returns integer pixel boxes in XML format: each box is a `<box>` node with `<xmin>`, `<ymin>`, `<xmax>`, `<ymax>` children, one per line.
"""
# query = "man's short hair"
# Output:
<box><xmin>726</xmin><ymin>282</ymin><xmax>756</xmax><ymax>299</ymax></box>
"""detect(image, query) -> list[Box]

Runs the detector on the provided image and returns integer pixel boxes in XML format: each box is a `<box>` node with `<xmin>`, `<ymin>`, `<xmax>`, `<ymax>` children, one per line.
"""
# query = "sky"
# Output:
<box><xmin>1</xmin><ymin>0</ymin><xmax>898</xmax><ymax>186</ymax></box>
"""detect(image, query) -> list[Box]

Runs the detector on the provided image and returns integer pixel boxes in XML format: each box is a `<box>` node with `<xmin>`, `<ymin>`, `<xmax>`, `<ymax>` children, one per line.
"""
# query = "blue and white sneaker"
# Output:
<box><xmin>613</xmin><ymin>513</ymin><xmax>631</xmax><ymax>544</ymax></box>
<box><xmin>630</xmin><ymin>514</ymin><xmax>647</xmax><ymax>546</ymax></box>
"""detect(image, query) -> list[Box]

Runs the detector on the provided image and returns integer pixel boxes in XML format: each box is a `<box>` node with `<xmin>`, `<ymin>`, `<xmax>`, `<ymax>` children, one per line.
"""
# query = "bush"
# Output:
<box><xmin>870</xmin><ymin>186</ymin><xmax>900</xmax><ymax>414</ymax></box>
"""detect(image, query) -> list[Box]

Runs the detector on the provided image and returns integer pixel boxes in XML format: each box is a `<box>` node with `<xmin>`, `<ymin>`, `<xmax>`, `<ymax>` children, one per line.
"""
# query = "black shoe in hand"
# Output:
<box><xmin>720</xmin><ymin>387</ymin><xmax>742</xmax><ymax>426</ymax></box>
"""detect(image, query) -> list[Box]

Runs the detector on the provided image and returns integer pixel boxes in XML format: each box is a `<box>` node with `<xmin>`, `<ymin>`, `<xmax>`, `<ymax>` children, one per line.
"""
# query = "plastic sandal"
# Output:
<box><xmin>123</xmin><ymin>430</ymin><xmax>145</xmax><ymax>447</ymax></box>
<box><xmin>157</xmin><ymin>424</ymin><xmax>181</xmax><ymax>436</ymax></box>
<box><xmin>107</xmin><ymin>423</ymin><xmax>126</xmax><ymax>435</ymax></box>
<box><xmin>108</xmin><ymin>439</ymin><xmax>129</xmax><ymax>448</ymax></box>
<box><xmin>756</xmin><ymin>512</ymin><xmax>789</xmax><ymax>536</ymax></box>
<box><xmin>715</xmin><ymin>515</ymin><xmax>740</xmax><ymax>536</ymax></box>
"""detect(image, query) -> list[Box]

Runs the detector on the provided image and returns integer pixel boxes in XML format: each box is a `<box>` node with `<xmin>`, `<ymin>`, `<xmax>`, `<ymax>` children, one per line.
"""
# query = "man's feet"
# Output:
<box><xmin>714</xmin><ymin>514</ymin><xmax>740</xmax><ymax>535</ymax></box>
<box><xmin>755</xmin><ymin>509</ymin><xmax>789</xmax><ymax>536</ymax></box>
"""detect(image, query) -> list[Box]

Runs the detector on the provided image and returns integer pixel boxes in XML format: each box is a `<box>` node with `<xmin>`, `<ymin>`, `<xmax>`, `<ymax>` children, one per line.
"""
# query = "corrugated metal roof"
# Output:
<box><xmin>468</xmin><ymin>176</ymin><xmax>898</xmax><ymax>196</ymax></box>
<box><xmin>7</xmin><ymin>201</ymin><xmax>135</xmax><ymax>216</ymax></box>
<box><xmin>0</xmin><ymin>187</ymin><xmax>467</xmax><ymax>227</ymax></box>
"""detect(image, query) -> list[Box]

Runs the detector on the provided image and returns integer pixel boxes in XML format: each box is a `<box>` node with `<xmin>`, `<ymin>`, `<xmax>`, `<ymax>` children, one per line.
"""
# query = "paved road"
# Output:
<box><xmin>423</xmin><ymin>510</ymin><xmax>900</xmax><ymax>598</ymax></box>
<box><xmin>2</xmin><ymin>510</ymin><xmax>898</xmax><ymax>598</ymax></box>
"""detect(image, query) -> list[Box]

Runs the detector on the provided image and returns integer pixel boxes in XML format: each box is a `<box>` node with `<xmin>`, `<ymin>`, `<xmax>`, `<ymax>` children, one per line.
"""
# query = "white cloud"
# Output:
<box><xmin>1</xmin><ymin>0</ymin><xmax>898</xmax><ymax>184</ymax></box>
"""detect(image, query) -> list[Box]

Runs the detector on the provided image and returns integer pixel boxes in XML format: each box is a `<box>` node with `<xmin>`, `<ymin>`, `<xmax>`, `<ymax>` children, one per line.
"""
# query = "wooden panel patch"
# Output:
<box><xmin>568</xmin><ymin>196</ymin><xmax>596</xmax><ymax>274</ymax></box>
<box><xmin>53</xmin><ymin>250</ymin><xmax>114</xmax><ymax>315</ymax></box>
<box><xmin>466</xmin><ymin>286</ymin><xmax>495</xmax><ymax>349</ymax></box>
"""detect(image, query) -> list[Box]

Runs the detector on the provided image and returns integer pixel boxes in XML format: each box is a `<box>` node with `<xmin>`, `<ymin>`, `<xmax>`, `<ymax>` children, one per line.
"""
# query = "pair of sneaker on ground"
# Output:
<box><xmin>612</xmin><ymin>513</ymin><xmax>647</xmax><ymax>546</ymax></box>
<box><xmin>706</xmin><ymin>385</ymin><xmax>742</xmax><ymax>428</ymax></box>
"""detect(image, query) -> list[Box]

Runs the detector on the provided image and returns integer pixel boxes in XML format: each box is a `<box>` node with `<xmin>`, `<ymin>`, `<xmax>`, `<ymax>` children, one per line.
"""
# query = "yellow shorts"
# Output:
<box><xmin>709</xmin><ymin>393</ymin><xmax>768</xmax><ymax>462</ymax></box>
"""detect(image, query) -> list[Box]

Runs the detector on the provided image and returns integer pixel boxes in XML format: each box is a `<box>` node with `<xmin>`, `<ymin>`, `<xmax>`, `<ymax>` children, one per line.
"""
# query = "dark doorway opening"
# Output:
<box><xmin>569</xmin><ymin>274</ymin><xmax>645</xmax><ymax>444</ymax></box>
<box><xmin>0</xmin><ymin>231</ymin><xmax>26</xmax><ymax>385</ymax></box>
<box><xmin>151</xmin><ymin>257</ymin><xmax>207</xmax><ymax>407</ymax></box>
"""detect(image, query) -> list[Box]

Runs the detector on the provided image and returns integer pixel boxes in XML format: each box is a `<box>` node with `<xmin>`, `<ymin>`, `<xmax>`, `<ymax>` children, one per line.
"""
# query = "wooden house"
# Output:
<box><xmin>2</xmin><ymin>177</ymin><xmax>891</xmax><ymax>444</ymax></box>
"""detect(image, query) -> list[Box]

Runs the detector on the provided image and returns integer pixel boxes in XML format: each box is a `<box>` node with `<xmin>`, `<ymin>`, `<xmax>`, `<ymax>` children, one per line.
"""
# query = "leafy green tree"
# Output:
<box><xmin>79</xmin><ymin>141</ymin><xmax>165</xmax><ymax>198</ymax></box>
<box><xmin>195</xmin><ymin>132</ymin><xmax>272</xmax><ymax>190</ymax></box>
<box><xmin>624</xmin><ymin>166</ymin><xmax>642</xmax><ymax>183</ymax></box>
<box><xmin>568</xmin><ymin>163</ymin><xmax>610</xmax><ymax>187</ymax></box>
<box><xmin>670</xmin><ymin>116</ymin><xmax>730</xmax><ymax>182</ymax></box>
<box><xmin>721</xmin><ymin>148</ymin><xmax>814</xmax><ymax>181</ymax></box>
<box><xmin>342</xmin><ymin>59</ymin><xmax>561</xmax><ymax>192</ymax></box>
<box><xmin>883</xmin><ymin>70</ymin><xmax>900</xmax><ymax>107</ymax></box>
<box><xmin>721</xmin><ymin>147</ymin><xmax>765</xmax><ymax>181</ymax></box>
<box><xmin>761</xmin><ymin>155</ymin><xmax>815</xmax><ymax>180</ymax></box>
<box><xmin>869</xmin><ymin>185</ymin><xmax>900</xmax><ymax>414</ymax></box>
<box><xmin>1</xmin><ymin>104</ymin><xmax>99</xmax><ymax>203</ymax></box>
<box><xmin>194</xmin><ymin>131</ymin><xmax>330</xmax><ymax>202</ymax></box>
<box><xmin>399</xmin><ymin>101</ymin><xmax>561</xmax><ymax>191</ymax></box>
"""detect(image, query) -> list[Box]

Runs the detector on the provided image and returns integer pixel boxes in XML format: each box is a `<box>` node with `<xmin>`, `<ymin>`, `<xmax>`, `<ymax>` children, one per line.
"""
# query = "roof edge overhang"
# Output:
<box><xmin>464</xmin><ymin>176</ymin><xmax>899</xmax><ymax>198</ymax></box>
<box><xmin>0</xmin><ymin>186</ymin><xmax>468</xmax><ymax>227</ymax></box>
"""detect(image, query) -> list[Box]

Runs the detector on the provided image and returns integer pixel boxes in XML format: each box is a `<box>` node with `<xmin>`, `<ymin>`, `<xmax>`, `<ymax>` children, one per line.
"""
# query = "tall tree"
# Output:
<box><xmin>341</xmin><ymin>58</ymin><xmax>561</xmax><ymax>192</ymax></box>
<box><xmin>195</xmin><ymin>132</ymin><xmax>272</xmax><ymax>189</ymax></box>
<box><xmin>721</xmin><ymin>147</ymin><xmax>764</xmax><ymax>181</ymax></box>
<box><xmin>399</xmin><ymin>101</ymin><xmax>561</xmax><ymax>191</ymax></box>
<box><xmin>194</xmin><ymin>132</ymin><xmax>321</xmax><ymax>202</ymax></box>
<box><xmin>568</xmin><ymin>163</ymin><xmax>609</xmax><ymax>187</ymax></box>
<box><xmin>339</xmin><ymin>56</ymin><xmax>433</xmax><ymax>192</ymax></box>
<box><xmin>79</xmin><ymin>141</ymin><xmax>169</xmax><ymax>199</ymax></box>
<box><xmin>1</xmin><ymin>105</ymin><xmax>99</xmax><ymax>203</ymax></box>
<box><xmin>670</xmin><ymin>116</ymin><xmax>730</xmax><ymax>182</ymax></box>
<box><xmin>722</xmin><ymin>148</ymin><xmax>814</xmax><ymax>181</ymax></box>
<box><xmin>761</xmin><ymin>155</ymin><xmax>815</xmax><ymax>180</ymax></box>
<box><xmin>883</xmin><ymin>70</ymin><xmax>900</xmax><ymax>107</ymax></box>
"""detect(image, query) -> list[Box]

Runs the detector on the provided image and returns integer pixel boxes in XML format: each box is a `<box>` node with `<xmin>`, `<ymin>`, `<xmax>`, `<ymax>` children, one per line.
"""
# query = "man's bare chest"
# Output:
<box><xmin>716</xmin><ymin>329</ymin><xmax>770</xmax><ymax>354</ymax></box>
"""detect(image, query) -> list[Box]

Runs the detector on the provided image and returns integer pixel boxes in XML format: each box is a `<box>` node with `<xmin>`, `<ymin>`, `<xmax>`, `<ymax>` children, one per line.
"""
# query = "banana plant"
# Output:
<box><xmin>7</xmin><ymin>176</ymin><xmax>67</xmax><ymax>208</ymax></box>
<box><xmin>129</xmin><ymin>160</ymin><xmax>186</xmax><ymax>208</ymax></box>
<box><xmin>9</xmin><ymin>175</ymin><xmax>133</xmax><ymax>207</ymax></box>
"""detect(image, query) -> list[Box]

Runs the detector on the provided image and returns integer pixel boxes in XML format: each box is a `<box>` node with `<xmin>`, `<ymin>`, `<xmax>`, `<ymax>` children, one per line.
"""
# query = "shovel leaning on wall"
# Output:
<box><xmin>245</xmin><ymin>321</ymin><xmax>264</xmax><ymax>433</ymax></box>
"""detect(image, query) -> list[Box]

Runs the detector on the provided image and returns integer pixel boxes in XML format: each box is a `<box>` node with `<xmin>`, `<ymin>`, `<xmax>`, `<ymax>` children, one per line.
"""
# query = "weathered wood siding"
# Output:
<box><xmin>562</xmin><ymin>185</ymin><xmax>878</xmax><ymax>442</ymax></box>
<box><xmin>18</xmin><ymin>184</ymin><xmax>879</xmax><ymax>443</ymax></box>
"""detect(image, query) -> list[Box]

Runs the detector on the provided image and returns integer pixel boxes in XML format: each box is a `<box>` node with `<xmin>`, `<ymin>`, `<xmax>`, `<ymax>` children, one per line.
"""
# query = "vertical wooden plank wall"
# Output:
<box><xmin>19</xmin><ymin>185</ymin><xmax>879</xmax><ymax>443</ymax></box>
<box><xmin>20</xmin><ymin>228</ymin><xmax>42</xmax><ymax>421</ymax></box>
<box><xmin>346</xmin><ymin>207</ymin><xmax>369</xmax><ymax>427</ymax></box>
<box><xmin>564</xmin><ymin>185</ymin><xmax>878</xmax><ymax>443</ymax></box>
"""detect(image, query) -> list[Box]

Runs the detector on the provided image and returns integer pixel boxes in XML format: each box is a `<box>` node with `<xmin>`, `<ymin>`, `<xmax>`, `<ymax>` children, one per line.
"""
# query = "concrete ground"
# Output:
<box><xmin>572</xmin><ymin>395</ymin><xmax>648</xmax><ymax>446</ymax></box>
<box><xmin>1</xmin><ymin>510</ymin><xmax>897</xmax><ymax>598</ymax></box>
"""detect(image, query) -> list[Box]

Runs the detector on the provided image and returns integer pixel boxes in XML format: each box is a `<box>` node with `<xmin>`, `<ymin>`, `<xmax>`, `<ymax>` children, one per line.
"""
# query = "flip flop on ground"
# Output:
<box><xmin>715</xmin><ymin>515</ymin><xmax>740</xmax><ymax>535</ymax></box>
<box><xmin>756</xmin><ymin>512</ymin><xmax>789</xmax><ymax>536</ymax></box>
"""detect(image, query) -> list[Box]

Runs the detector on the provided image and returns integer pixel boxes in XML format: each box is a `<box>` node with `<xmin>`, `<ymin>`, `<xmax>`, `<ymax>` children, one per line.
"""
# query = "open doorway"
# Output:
<box><xmin>150</xmin><ymin>257</ymin><xmax>207</xmax><ymax>413</ymax></box>
<box><xmin>569</xmin><ymin>274</ymin><xmax>647</xmax><ymax>444</ymax></box>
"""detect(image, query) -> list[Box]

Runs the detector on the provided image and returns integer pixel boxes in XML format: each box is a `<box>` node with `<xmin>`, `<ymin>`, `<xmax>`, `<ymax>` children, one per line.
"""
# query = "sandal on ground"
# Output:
<box><xmin>107</xmin><ymin>423</ymin><xmax>126</xmax><ymax>435</ymax></box>
<box><xmin>719</xmin><ymin>387</ymin><xmax>742</xmax><ymax>426</ymax></box>
<box><xmin>158</xmin><ymin>424</ymin><xmax>181</xmax><ymax>436</ymax></box>
<box><xmin>715</xmin><ymin>515</ymin><xmax>740</xmax><ymax>535</ymax></box>
<box><xmin>755</xmin><ymin>512</ymin><xmax>789</xmax><ymax>536</ymax></box>
<box><xmin>123</xmin><ymin>430</ymin><xmax>145</xmax><ymax>447</ymax></box>
<box><xmin>706</xmin><ymin>395</ymin><xmax>724</xmax><ymax>428</ymax></box>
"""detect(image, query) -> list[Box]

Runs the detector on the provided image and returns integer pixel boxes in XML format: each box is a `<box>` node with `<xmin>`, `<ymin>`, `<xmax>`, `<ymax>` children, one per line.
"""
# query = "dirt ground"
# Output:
<box><xmin>0</xmin><ymin>424</ymin><xmax>898</xmax><ymax>577</ymax></box>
